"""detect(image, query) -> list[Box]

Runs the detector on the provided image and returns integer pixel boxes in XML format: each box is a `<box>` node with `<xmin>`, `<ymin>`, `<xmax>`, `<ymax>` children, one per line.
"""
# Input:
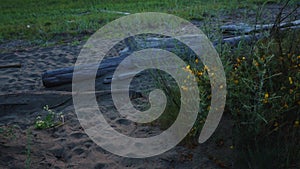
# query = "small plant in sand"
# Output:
<box><xmin>0</xmin><ymin>125</ymin><xmax>17</xmax><ymax>140</ymax></box>
<box><xmin>34</xmin><ymin>105</ymin><xmax>64</xmax><ymax>130</ymax></box>
<box><xmin>25</xmin><ymin>129</ymin><xmax>32</xmax><ymax>169</ymax></box>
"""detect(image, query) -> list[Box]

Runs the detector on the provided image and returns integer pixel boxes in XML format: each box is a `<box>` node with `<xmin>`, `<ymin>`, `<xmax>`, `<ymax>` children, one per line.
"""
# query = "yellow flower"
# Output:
<box><xmin>253</xmin><ymin>60</ymin><xmax>259</xmax><ymax>67</ymax></box>
<box><xmin>181</xmin><ymin>85</ymin><xmax>188</xmax><ymax>91</ymax></box>
<box><xmin>195</xmin><ymin>58</ymin><xmax>199</xmax><ymax>63</ymax></box>
<box><xmin>264</xmin><ymin>92</ymin><xmax>269</xmax><ymax>98</ymax></box>
<box><xmin>242</xmin><ymin>57</ymin><xmax>246</xmax><ymax>60</ymax></box>
<box><xmin>263</xmin><ymin>93</ymin><xmax>269</xmax><ymax>103</ymax></box>
<box><xmin>197</xmin><ymin>71</ymin><xmax>203</xmax><ymax>76</ymax></box>
<box><xmin>183</xmin><ymin>65</ymin><xmax>192</xmax><ymax>73</ymax></box>
<box><xmin>289</xmin><ymin>77</ymin><xmax>293</xmax><ymax>84</ymax></box>
<box><xmin>297</xmin><ymin>55</ymin><xmax>300</xmax><ymax>59</ymax></box>
<box><xmin>263</xmin><ymin>99</ymin><xmax>268</xmax><ymax>104</ymax></box>
<box><xmin>230</xmin><ymin>145</ymin><xmax>234</xmax><ymax>149</ymax></box>
<box><xmin>204</xmin><ymin>65</ymin><xmax>209</xmax><ymax>71</ymax></box>
<box><xmin>207</xmin><ymin>106</ymin><xmax>211</xmax><ymax>111</ymax></box>
<box><xmin>294</xmin><ymin>120</ymin><xmax>299</xmax><ymax>127</ymax></box>
<box><xmin>234</xmin><ymin>79</ymin><xmax>239</xmax><ymax>84</ymax></box>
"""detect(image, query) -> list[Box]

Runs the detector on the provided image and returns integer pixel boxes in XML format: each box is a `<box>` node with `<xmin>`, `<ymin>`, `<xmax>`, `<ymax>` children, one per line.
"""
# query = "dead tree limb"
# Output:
<box><xmin>0</xmin><ymin>63</ymin><xmax>21</xmax><ymax>69</ymax></box>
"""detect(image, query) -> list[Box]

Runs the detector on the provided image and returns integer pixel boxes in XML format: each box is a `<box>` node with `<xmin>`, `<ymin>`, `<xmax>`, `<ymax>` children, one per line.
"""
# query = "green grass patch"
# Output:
<box><xmin>0</xmin><ymin>0</ymin><xmax>280</xmax><ymax>43</ymax></box>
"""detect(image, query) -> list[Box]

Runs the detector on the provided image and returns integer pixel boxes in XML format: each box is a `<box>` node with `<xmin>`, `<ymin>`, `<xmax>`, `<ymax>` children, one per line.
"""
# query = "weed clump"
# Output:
<box><xmin>34</xmin><ymin>105</ymin><xmax>64</xmax><ymax>130</ymax></box>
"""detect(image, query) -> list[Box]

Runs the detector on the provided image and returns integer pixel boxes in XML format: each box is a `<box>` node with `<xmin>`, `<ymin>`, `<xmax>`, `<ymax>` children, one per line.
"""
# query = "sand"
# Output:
<box><xmin>0</xmin><ymin>41</ymin><xmax>235</xmax><ymax>169</ymax></box>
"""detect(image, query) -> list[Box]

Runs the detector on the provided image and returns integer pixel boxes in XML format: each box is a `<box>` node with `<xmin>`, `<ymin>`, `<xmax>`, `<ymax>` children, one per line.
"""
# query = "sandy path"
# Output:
<box><xmin>0</xmin><ymin>41</ymin><xmax>234</xmax><ymax>169</ymax></box>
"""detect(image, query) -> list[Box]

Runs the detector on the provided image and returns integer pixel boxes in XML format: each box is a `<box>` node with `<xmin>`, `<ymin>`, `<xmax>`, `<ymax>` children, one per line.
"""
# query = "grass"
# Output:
<box><xmin>0</xmin><ymin>125</ymin><xmax>17</xmax><ymax>140</ymax></box>
<box><xmin>25</xmin><ymin>129</ymin><xmax>32</xmax><ymax>169</ymax></box>
<box><xmin>0</xmin><ymin>0</ymin><xmax>282</xmax><ymax>45</ymax></box>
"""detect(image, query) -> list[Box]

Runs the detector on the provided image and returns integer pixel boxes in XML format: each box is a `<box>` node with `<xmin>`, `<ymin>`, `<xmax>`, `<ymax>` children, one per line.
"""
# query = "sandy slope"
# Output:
<box><xmin>0</xmin><ymin>41</ymin><xmax>234</xmax><ymax>169</ymax></box>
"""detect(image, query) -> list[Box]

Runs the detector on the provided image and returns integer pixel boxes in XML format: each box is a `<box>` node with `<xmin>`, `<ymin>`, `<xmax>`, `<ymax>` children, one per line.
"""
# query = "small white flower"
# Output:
<box><xmin>27</xmin><ymin>25</ymin><xmax>30</xmax><ymax>28</ymax></box>
<box><xmin>60</xmin><ymin>115</ymin><xmax>65</xmax><ymax>124</ymax></box>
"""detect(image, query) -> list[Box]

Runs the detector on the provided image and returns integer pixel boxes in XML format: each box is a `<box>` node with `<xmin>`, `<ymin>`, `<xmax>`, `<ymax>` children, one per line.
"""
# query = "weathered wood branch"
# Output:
<box><xmin>42</xmin><ymin>20</ymin><xmax>300</xmax><ymax>88</ymax></box>
<box><xmin>42</xmin><ymin>37</ymin><xmax>194</xmax><ymax>87</ymax></box>
<box><xmin>0</xmin><ymin>63</ymin><xmax>21</xmax><ymax>69</ymax></box>
<box><xmin>99</xmin><ymin>9</ymin><xmax>130</xmax><ymax>15</ymax></box>
<box><xmin>0</xmin><ymin>89</ymin><xmax>142</xmax><ymax>97</ymax></box>
<box><xmin>221</xmin><ymin>19</ymin><xmax>300</xmax><ymax>35</ymax></box>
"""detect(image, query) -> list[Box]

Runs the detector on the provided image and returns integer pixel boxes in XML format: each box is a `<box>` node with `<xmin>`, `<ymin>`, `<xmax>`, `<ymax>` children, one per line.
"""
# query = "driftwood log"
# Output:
<box><xmin>0</xmin><ymin>63</ymin><xmax>21</xmax><ymax>69</ymax></box>
<box><xmin>42</xmin><ymin>20</ymin><xmax>300</xmax><ymax>88</ymax></box>
<box><xmin>42</xmin><ymin>54</ymin><xmax>127</xmax><ymax>87</ymax></box>
<box><xmin>42</xmin><ymin>37</ymin><xmax>195</xmax><ymax>88</ymax></box>
<box><xmin>220</xmin><ymin>19</ymin><xmax>300</xmax><ymax>35</ymax></box>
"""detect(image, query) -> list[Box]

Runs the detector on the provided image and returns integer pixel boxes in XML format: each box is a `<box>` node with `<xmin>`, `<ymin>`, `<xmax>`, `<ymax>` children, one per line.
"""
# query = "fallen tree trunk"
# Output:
<box><xmin>218</xmin><ymin>33</ymin><xmax>265</xmax><ymax>46</ymax></box>
<box><xmin>220</xmin><ymin>19</ymin><xmax>300</xmax><ymax>35</ymax></box>
<box><xmin>42</xmin><ymin>54</ymin><xmax>128</xmax><ymax>87</ymax></box>
<box><xmin>42</xmin><ymin>37</ymin><xmax>195</xmax><ymax>88</ymax></box>
<box><xmin>42</xmin><ymin>20</ymin><xmax>300</xmax><ymax>88</ymax></box>
<box><xmin>0</xmin><ymin>63</ymin><xmax>21</xmax><ymax>69</ymax></box>
<box><xmin>38</xmin><ymin>33</ymin><xmax>269</xmax><ymax>87</ymax></box>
